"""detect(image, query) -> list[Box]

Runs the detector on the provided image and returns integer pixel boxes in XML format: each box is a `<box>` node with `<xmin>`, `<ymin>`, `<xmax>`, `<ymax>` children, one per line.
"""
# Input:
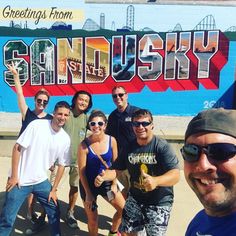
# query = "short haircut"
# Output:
<box><xmin>34</xmin><ymin>88</ymin><xmax>50</xmax><ymax>101</ymax></box>
<box><xmin>111</xmin><ymin>85</ymin><xmax>127</xmax><ymax>94</ymax></box>
<box><xmin>53</xmin><ymin>101</ymin><xmax>70</xmax><ymax>112</ymax></box>
<box><xmin>71</xmin><ymin>90</ymin><xmax>93</xmax><ymax>114</ymax></box>
<box><xmin>131</xmin><ymin>109</ymin><xmax>153</xmax><ymax>123</ymax></box>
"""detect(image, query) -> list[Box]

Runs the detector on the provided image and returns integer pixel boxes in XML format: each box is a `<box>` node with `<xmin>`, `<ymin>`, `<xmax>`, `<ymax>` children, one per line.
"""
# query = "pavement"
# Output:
<box><xmin>0</xmin><ymin>156</ymin><xmax>202</xmax><ymax>236</ymax></box>
<box><xmin>0</xmin><ymin>112</ymin><xmax>203</xmax><ymax>235</ymax></box>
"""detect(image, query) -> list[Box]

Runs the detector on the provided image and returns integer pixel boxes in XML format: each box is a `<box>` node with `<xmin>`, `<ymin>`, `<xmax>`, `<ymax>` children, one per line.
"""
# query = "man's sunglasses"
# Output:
<box><xmin>36</xmin><ymin>99</ymin><xmax>48</xmax><ymax>106</ymax></box>
<box><xmin>181</xmin><ymin>143</ymin><xmax>236</xmax><ymax>163</ymax></box>
<box><xmin>112</xmin><ymin>93</ymin><xmax>125</xmax><ymax>99</ymax></box>
<box><xmin>132</xmin><ymin>121</ymin><xmax>152</xmax><ymax>127</ymax></box>
<box><xmin>89</xmin><ymin>121</ymin><xmax>105</xmax><ymax>127</ymax></box>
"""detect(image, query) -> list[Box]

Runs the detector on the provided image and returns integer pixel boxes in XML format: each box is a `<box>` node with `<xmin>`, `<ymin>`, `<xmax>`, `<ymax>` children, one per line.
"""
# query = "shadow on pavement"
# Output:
<box><xmin>0</xmin><ymin>191</ymin><xmax>112</xmax><ymax>236</ymax></box>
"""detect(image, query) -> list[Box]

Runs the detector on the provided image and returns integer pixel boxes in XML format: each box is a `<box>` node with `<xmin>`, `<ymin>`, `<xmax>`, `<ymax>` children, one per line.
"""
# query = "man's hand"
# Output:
<box><xmin>48</xmin><ymin>190</ymin><xmax>58</xmax><ymax>206</ymax></box>
<box><xmin>94</xmin><ymin>170</ymin><xmax>105</xmax><ymax>187</ymax></box>
<box><xmin>6</xmin><ymin>177</ymin><xmax>19</xmax><ymax>192</ymax></box>
<box><xmin>141</xmin><ymin>169</ymin><xmax>157</xmax><ymax>191</ymax></box>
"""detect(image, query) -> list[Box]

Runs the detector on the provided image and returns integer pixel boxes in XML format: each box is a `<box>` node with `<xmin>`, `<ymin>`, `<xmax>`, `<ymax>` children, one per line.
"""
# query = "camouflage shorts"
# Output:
<box><xmin>119</xmin><ymin>195</ymin><xmax>172</xmax><ymax>236</ymax></box>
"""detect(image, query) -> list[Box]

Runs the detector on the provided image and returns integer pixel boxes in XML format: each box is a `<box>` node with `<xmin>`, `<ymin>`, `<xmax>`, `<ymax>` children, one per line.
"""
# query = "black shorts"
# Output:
<box><xmin>79</xmin><ymin>180</ymin><xmax>112</xmax><ymax>201</ymax></box>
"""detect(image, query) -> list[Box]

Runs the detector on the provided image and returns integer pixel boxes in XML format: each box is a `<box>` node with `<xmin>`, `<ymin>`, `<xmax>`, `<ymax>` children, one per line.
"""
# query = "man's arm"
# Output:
<box><xmin>141</xmin><ymin>168</ymin><xmax>180</xmax><ymax>192</ymax></box>
<box><xmin>6</xmin><ymin>143</ymin><xmax>21</xmax><ymax>192</ymax></box>
<box><xmin>48</xmin><ymin>164</ymin><xmax>65</xmax><ymax>205</ymax></box>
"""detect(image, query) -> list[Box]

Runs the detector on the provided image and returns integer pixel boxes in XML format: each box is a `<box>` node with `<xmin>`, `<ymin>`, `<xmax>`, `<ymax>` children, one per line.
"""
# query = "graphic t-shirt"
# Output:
<box><xmin>112</xmin><ymin>135</ymin><xmax>179</xmax><ymax>206</ymax></box>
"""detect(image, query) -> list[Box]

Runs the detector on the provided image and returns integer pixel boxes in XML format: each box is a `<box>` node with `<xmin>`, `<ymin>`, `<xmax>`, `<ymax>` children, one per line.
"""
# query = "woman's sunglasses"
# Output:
<box><xmin>89</xmin><ymin>121</ymin><xmax>105</xmax><ymax>127</ymax></box>
<box><xmin>112</xmin><ymin>93</ymin><xmax>125</xmax><ymax>99</ymax></box>
<box><xmin>36</xmin><ymin>99</ymin><xmax>48</xmax><ymax>106</ymax></box>
<box><xmin>181</xmin><ymin>143</ymin><xmax>236</xmax><ymax>163</ymax></box>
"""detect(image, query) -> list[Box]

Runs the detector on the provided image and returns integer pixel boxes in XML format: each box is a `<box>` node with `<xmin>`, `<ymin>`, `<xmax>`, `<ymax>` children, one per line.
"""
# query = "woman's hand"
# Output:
<box><xmin>7</xmin><ymin>62</ymin><xmax>18</xmax><ymax>76</ymax></box>
<box><xmin>111</xmin><ymin>182</ymin><xmax>118</xmax><ymax>193</ymax></box>
<box><xmin>94</xmin><ymin>170</ymin><xmax>105</xmax><ymax>187</ymax></box>
<box><xmin>85</xmin><ymin>193</ymin><xmax>96</xmax><ymax>211</ymax></box>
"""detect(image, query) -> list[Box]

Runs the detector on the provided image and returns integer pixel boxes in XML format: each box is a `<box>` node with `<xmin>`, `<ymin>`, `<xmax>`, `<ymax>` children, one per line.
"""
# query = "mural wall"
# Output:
<box><xmin>0</xmin><ymin>0</ymin><xmax>236</xmax><ymax>115</ymax></box>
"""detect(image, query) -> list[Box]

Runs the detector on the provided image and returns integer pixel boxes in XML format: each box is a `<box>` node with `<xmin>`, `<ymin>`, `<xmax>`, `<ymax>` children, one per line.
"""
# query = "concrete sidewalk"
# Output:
<box><xmin>0</xmin><ymin>156</ymin><xmax>202</xmax><ymax>236</ymax></box>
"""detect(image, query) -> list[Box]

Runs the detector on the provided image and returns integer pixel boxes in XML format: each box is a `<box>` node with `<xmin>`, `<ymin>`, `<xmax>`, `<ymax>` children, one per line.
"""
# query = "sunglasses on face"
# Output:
<box><xmin>181</xmin><ymin>143</ymin><xmax>236</xmax><ymax>163</ymax></box>
<box><xmin>36</xmin><ymin>99</ymin><xmax>48</xmax><ymax>106</ymax></box>
<box><xmin>89</xmin><ymin>121</ymin><xmax>105</xmax><ymax>127</ymax></box>
<box><xmin>112</xmin><ymin>93</ymin><xmax>125</xmax><ymax>99</ymax></box>
<box><xmin>132</xmin><ymin>121</ymin><xmax>152</xmax><ymax>127</ymax></box>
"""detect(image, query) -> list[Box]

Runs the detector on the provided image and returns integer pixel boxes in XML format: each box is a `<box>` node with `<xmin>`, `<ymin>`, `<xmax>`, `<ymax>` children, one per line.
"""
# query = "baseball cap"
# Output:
<box><xmin>185</xmin><ymin>108</ymin><xmax>236</xmax><ymax>141</ymax></box>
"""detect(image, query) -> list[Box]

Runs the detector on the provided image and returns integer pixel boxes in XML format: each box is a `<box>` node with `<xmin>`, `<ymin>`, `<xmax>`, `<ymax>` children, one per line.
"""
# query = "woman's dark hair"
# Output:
<box><xmin>71</xmin><ymin>90</ymin><xmax>93</xmax><ymax>114</ymax></box>
<box><xmin>87</xmin><ymin>110</ymin><xmax>107</xmax><ymax>130</ymax></box>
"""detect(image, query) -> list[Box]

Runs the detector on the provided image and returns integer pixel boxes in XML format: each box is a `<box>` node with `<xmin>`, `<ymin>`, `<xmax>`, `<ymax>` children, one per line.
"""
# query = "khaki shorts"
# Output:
<box><xmin>69</xmin><ymin>166</ymin><xmax>79</xmax><ymax>187</ymax></box>
<box><xmin>117</xmin><ymin>169</ymin><xmax>130</xmax><ymax>195</ymax></box>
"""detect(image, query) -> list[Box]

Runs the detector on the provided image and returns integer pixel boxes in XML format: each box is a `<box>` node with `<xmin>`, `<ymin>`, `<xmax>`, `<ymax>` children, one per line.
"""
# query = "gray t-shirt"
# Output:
<box><xmin>112</xmin><ymin>135</ymin><xmax>179</xmax><ymax>206</ymax></box>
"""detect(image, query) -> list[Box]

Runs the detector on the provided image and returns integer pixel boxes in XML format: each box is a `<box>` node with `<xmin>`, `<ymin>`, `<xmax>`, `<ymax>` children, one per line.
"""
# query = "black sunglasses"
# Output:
<box><xmin>181</xmin><ymin>143</ymin><xmax>236</xmax><ymax>163</ymax></box>
<box><xmin>132</xmin><ymin>121</ymin><xmax>152</xmax><ymax>127</ymax></box>
<box><xmin>36</xmin><ymin>98</ymin><xmax>48</xmax><ymax>106</ymax></box>
<box><xmin>89</xmin><ymin>121</ymin><xmax>105</xmax><ymax>127</ymax></box>
<box><xmin>112</xmin><ymin>93</ymin><xmax>125</xmax><ymax>99</ymax></box>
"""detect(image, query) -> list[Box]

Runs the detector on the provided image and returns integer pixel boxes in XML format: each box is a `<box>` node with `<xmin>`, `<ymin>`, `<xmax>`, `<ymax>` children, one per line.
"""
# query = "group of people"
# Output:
<box><xmin>0</xmin><ymin>63</ymin><xmax>235</xmax><ymax>236</ymax></box>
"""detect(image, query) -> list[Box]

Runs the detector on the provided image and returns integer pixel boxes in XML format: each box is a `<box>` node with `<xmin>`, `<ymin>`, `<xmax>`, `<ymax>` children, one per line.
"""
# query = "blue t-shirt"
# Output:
<box><xmin>186</xmin><ymin>209</ymin><xmax>236</xmax><ymax>236</ymax></box>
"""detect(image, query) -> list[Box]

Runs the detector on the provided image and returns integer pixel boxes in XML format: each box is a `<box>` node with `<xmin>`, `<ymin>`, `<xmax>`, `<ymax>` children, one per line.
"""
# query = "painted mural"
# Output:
<box><xmin>0</xmin><ymin>0</ymin><xmax>236</xmax><ymax>115</ymax></box>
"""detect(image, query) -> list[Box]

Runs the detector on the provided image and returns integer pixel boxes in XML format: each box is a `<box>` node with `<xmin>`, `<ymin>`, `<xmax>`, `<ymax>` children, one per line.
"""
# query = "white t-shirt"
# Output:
<box><xmin>13</xmin><ymin>119</ymin><xmax>71</xmax><ymax>186</ymax></box>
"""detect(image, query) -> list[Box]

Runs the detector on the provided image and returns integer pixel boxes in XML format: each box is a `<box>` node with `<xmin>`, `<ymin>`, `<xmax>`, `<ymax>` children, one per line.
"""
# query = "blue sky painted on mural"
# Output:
<box><xmin>0</xmin><ymin>0</ymin><xmax>236</xmax><ymax>32</ymax></box>
<box><xmin>0</xmin><ymin>0</ymin><xmax>236</xmax><ymax>115</ymax></box>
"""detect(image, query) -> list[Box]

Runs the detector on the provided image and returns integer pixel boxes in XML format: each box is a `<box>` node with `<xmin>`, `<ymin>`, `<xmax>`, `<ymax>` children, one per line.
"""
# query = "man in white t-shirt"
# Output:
<box><xmin>0</xmin><ymin>101</ymin><xmax>71</xmax><ymax>236</ymax></box>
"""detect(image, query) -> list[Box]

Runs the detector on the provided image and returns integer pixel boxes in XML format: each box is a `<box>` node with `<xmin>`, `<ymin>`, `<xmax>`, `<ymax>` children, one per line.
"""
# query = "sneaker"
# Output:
<box><xmin>137</xmin><ymin>229</ymin><xmax>147</xmax><ymax>236</ymax></box>
<box><xmin>25</xmin><ymin>216</ymin><xmax>46</xmax><ymax>235</ymax></box>
<box><xmin>65</xmin><ymin>211</ymin><xmax>78</xmax><ymax>228</ymax></box>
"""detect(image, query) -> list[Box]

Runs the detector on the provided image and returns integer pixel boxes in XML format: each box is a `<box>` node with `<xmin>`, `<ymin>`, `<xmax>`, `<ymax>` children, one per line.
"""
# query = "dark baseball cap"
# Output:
<box><xmin>185</xmin><ymin>108</ymin><xmax>236</xmax><ymax>141</ymax></box>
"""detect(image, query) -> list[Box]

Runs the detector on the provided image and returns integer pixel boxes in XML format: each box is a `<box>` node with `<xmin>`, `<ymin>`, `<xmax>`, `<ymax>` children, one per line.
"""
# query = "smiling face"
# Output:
<box><xmin>35</xmin><ymin>94</ymin><xmax>49</xmax><ymax>111</ymax></box>
<box><xmin>89</xmin><ymin>116</ymin><xmax>107</xmax><ymax>136</ymax></box>
<box><xmin>52</xmin><ymin>107</ymin><xmax>70</xmax><ymax>131</ymax></box>
<box><xmin>112</xmin><ymin>87</ymin><xmax>128</xmax><ymax>111</ymax></box>
<box><xmin>132</xmin><ymin>115</ymin><xmax>153</xmax><ymax>142</ymax></box>
<box><xmin>184</xmin><ymin>132</ymin><xmax>236</xmax><ymax>216</ymax></box>
<box><xmin>74</xmin><ymin>93</ymin><xmax>90</xmax><ymax>113</ymax></box>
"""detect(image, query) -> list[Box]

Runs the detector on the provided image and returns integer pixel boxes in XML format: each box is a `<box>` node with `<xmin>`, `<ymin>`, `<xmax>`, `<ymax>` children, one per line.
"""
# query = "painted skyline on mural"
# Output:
<box><xmin>0</xmin><ymin>0</ymin><xmax>236</xmax><ymax>32</ymax></box>
<box><xmin>86</xmin><ymin>0</ymin><xmax>236</xmax><ymax>5</ymax></box>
